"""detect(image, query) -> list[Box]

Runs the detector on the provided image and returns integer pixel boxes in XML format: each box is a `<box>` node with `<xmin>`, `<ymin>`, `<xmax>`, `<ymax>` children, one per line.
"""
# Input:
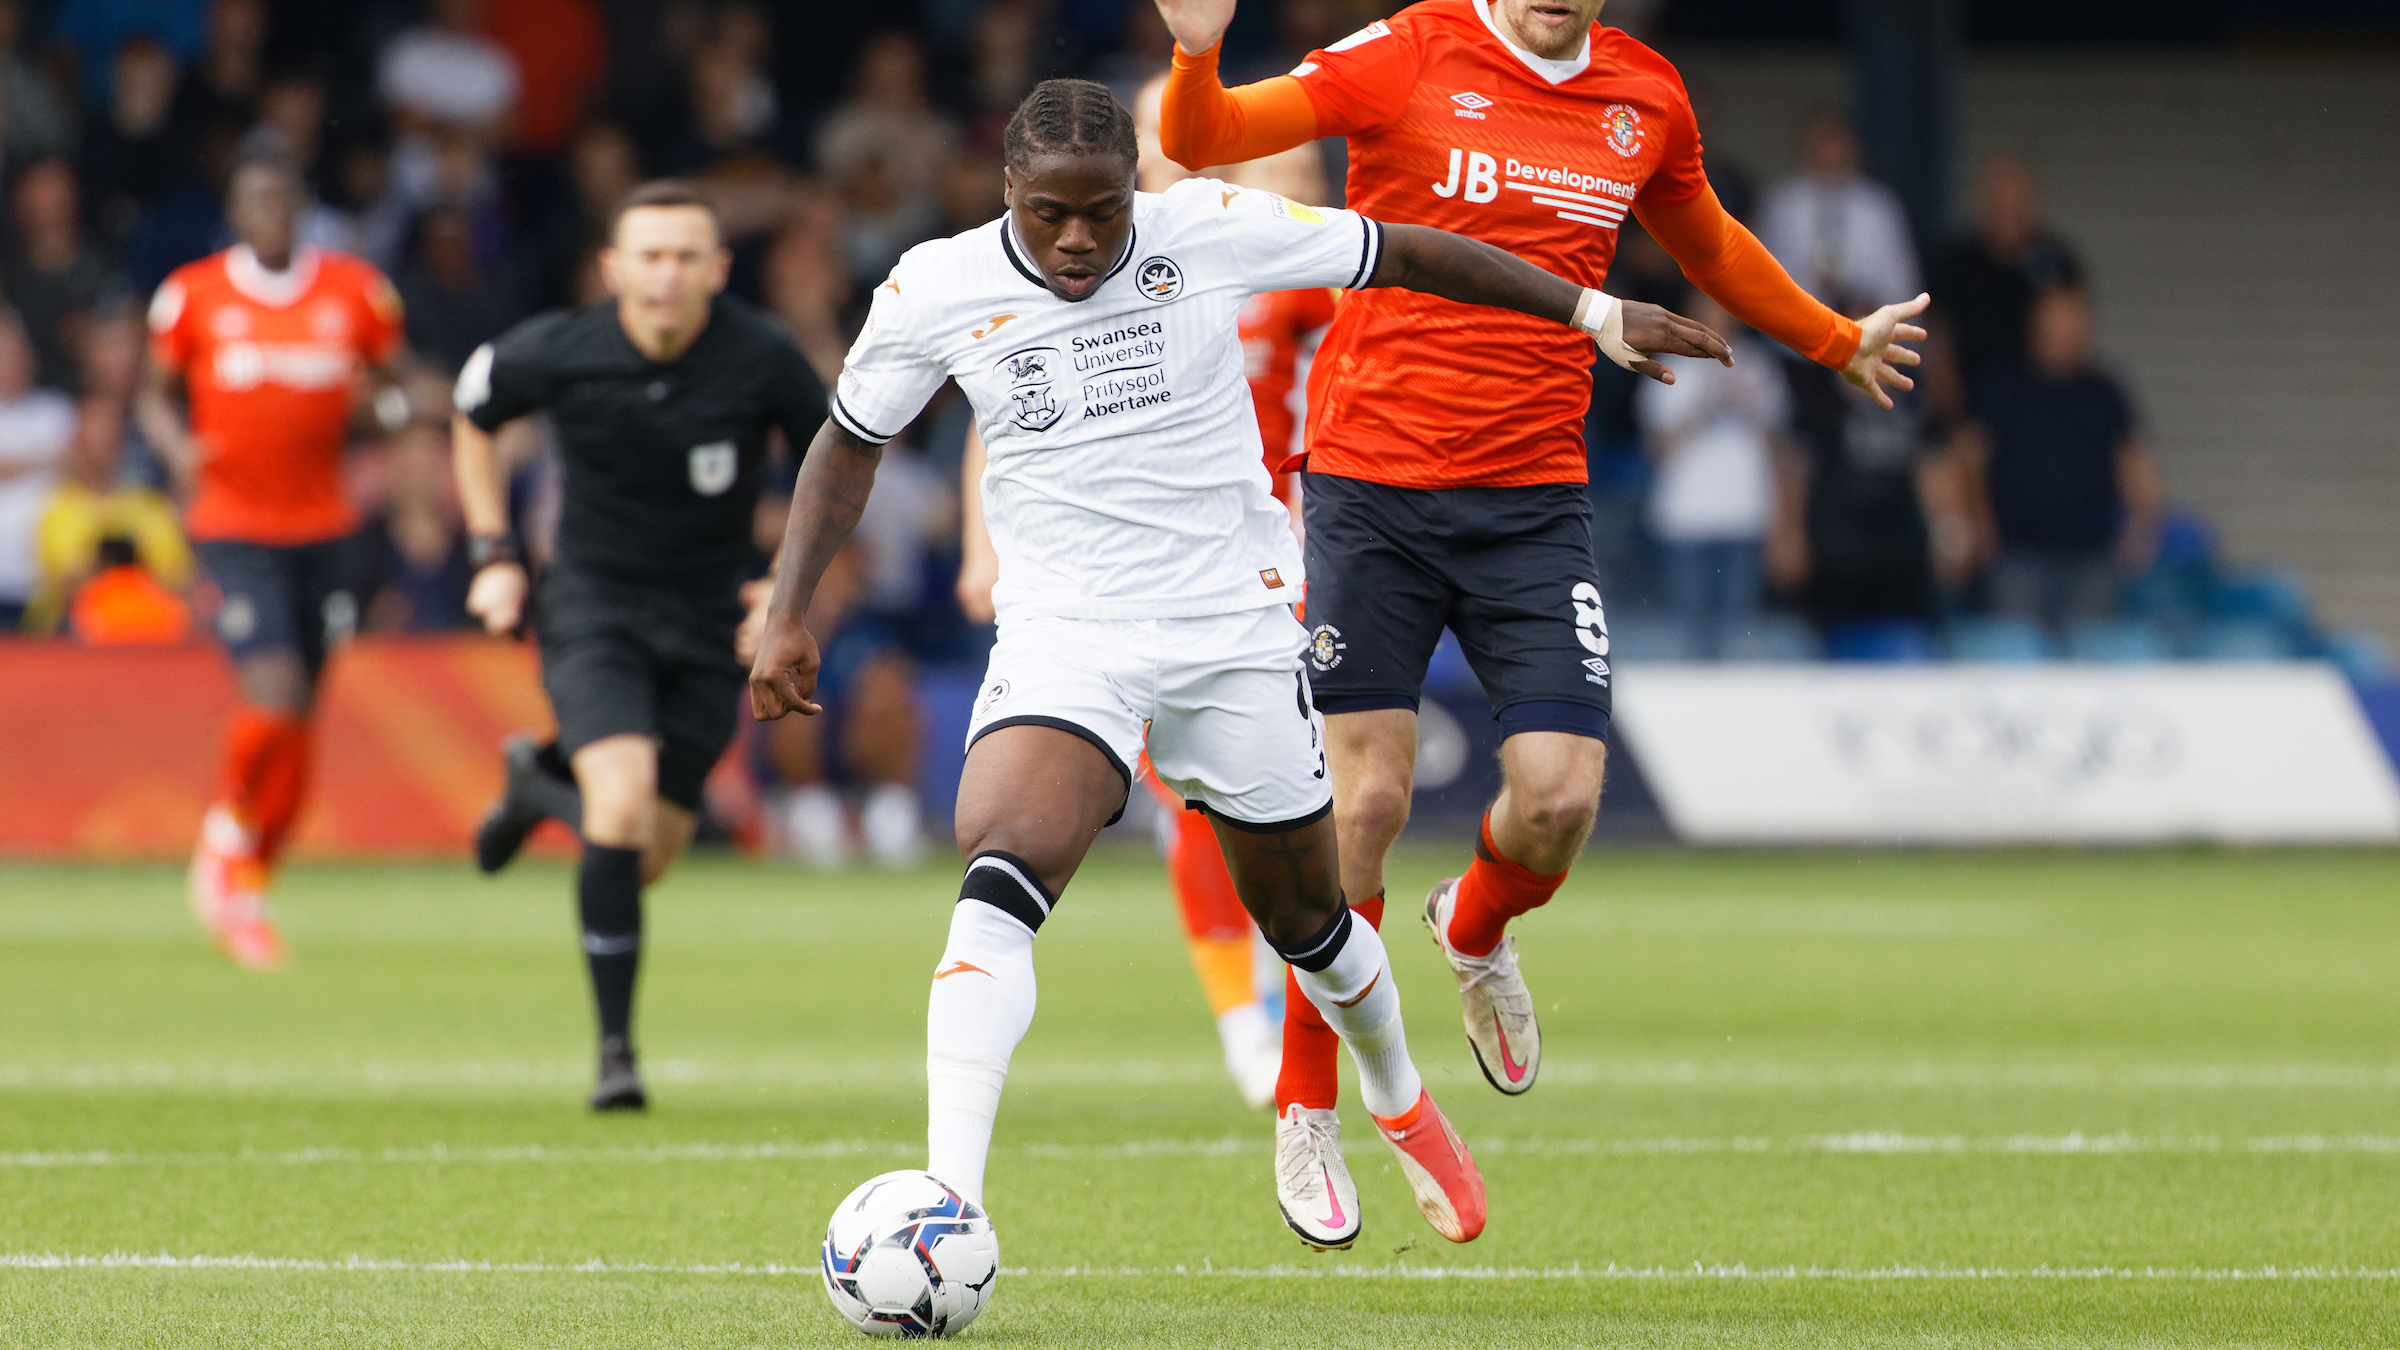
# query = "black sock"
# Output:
<box><xmin>578</xmin><ymin>844</ymin><xmax>642</xmax><ymax>1043</ymax></box>
<box><xmin>525</xmin><ymin>742</ymin><xmax>585</xmax><ymax>828</ymax></box>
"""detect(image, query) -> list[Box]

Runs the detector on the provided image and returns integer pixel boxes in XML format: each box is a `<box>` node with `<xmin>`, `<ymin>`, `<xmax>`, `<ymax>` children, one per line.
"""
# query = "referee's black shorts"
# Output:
<box><xmin>535</xmin><ymin>561</ymin><xmax>746</xmax><ymax>811</ymax></box>
<box><xmin>1299</xmin><ymin>471</ymin><xmax>1611</xmax><ymax>742</ymax></box>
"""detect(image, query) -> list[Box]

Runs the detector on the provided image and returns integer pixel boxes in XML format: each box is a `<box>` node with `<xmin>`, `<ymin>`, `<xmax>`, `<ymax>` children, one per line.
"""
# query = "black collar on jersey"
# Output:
<box><xmin>1000</xmin><ymin>216</ymin><xmax>1140</xmax><ymax>299</ymax></box>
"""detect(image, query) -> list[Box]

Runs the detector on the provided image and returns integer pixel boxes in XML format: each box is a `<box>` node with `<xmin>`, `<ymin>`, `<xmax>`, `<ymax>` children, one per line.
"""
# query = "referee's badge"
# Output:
<box><xmin>688</xmin><ymin>441</ymin><xmax>737</xmax><ymax>496</ymax></box>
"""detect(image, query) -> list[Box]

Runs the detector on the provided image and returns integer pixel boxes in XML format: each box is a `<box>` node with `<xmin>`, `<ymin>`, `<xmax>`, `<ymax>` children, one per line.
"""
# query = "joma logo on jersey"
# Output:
<box><xmin>1136</xmin><ymin>256</ymin><xmax>1183</xmax><ymax>302</ymax></box>
<box><xmin>995</xmin><ymin>346</ymin><xmax>1063</xmax><ymax>433</ymax></box>
<box><xmin>971</xmin><ymin>313</ymin><xmax>1017</xmax><ymax>340</ymax></box>
<box><xmin>1450</xmin><ymin>90</ymin><xmax>1491</xmax><ymax>120</ymax></box>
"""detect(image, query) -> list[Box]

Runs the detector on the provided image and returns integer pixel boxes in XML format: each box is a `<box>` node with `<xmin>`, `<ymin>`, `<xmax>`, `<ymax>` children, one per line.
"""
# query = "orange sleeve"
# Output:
<box><xmin>1158</xmin><ymin>41</ymin><xmax>1318</xmax><ymax>171</ymax></box>
<box><xmin>1637</xmin><ymin>185</ymin><xmax>1862</xmax><ymax>369</ymax></box>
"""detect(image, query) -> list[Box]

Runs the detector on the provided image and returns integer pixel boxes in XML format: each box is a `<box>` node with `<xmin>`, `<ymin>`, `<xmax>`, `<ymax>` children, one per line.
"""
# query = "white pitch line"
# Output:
<box><xmin>11</xmin><ymin>1134</ymin><xmax>2400</xmax><ymax>1171</ymax></box>
<box><xmin>5</xmin><ymin>1253</ymin><xmax>2396</xmax><ymax>1282</ymax></box>
<box><xmin>13</xmin><ymin>1060</ymin><xmax>2400</xmax><ymax>1092</ymax></box>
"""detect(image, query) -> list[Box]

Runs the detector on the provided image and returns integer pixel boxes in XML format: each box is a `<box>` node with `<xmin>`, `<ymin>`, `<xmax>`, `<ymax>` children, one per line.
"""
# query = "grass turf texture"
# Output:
<box><xmin>2</xmin><ymin>848</ymin><xmax>2397</xmax><ymax>1347</ymax></box>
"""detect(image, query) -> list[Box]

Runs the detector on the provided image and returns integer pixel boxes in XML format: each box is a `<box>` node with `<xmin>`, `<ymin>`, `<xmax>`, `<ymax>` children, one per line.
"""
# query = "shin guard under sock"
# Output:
<box><xmin>926</xmin><ymin>852</ymin><xmax>1046</xmax><ymax>1207</ymax></box>
<box><xmin>577</xmin><ymin>844</ymin><xmax>643</xmax><ymax>1042</ymax></box>
<box><xmin>1274</xmin><ymin>900</ymin><xmax>1420</xmax><ymax>1118</ymax></box>
<box><xmin>1275</xmin><ymin>892</ymin><xmax>1382</xmax><ymax>1113</ymax></box>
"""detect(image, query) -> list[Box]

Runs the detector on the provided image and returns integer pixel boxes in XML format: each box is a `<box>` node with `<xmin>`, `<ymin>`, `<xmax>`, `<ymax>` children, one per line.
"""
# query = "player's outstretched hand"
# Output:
<box><xmin>467</xmin><ymin>562</ymin><xmax>528</xmax><ymax>636</ymax></box>
<box><xmin>1619</xmin><ymin>301</ymin><xmax>1734</xmax><ymax>385</ymax></box>
<box><xmin>1153</xmin><ymin>0</ymin><xmax>1237</xmax><ymax>54</ymax></box>
<box><xmin>1843</xmin><ymin>292</ymin><xmax>1930</xmax><ymax>410</ymax></box>
<box><xmin>748</xmin><ymin>611</ymin><xmax>824</xmax><ymax>721</ymax></box>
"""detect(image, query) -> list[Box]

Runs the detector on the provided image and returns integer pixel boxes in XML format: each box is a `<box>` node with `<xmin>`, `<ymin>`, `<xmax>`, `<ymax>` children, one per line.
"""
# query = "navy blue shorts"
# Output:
<box><xmin>1299</xmin><ymin>472</ymin><xmax>1611</xmax><ymax>741</ymax></box>
<box><xmin>194</xmin><ymin>538</ymin><xmax>358</xmax><ymax>683</ymax></box>
<box><xmin>535</xmin><ymin>561</ymin><xmax>746</xmax><ymax>812</ymax></box>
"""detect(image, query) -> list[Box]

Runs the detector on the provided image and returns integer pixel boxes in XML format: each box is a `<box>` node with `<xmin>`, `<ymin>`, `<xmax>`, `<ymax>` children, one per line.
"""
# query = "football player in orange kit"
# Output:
<box><xmin>1153</xmin><ymin>0</ymin><xmax>1929</xmax><ymax>1245</ymax></box>
<box><xmin>137</xmin><ymin>153</ymin><xmax>409</xmax><ymax>969</ymax></box>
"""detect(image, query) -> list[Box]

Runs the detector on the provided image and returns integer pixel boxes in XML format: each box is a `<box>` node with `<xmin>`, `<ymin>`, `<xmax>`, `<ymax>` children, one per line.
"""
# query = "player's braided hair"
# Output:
<box><xmin>1003</xmin><ymin>78</ymin><xmax>1138</xmax><ymax>175</ymax></box>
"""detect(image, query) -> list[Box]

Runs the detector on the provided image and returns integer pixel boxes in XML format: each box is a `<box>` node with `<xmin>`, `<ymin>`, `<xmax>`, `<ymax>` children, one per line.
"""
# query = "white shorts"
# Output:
<box><xmin>965</xmin><ymin>606</ymin><xmax>1332</xmax><ymax>830</ymax></box>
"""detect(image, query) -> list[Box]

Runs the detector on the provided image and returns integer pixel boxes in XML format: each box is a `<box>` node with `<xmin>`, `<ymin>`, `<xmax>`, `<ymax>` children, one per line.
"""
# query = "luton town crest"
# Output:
<box><xmin>1603</xmin><ymin>103</ymin><xmax>1644</xmax><ymax>158</ymax></box>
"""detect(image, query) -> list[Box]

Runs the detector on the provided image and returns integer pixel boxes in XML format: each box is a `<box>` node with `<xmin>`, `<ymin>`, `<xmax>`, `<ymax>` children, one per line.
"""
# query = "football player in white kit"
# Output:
<box><xmin>748</xmin><ymin>78</ymin><xmax>1727</xmax><ymax>1248</ymax></box>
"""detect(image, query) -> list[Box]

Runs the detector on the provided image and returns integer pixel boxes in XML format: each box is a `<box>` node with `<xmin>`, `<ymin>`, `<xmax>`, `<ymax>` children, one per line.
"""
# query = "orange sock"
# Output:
<box><xmin>250</xmin><ymin>722</ymin><xmax>314</xmax><ymax>864</ymax></box>
<box><xmin>1166</xmin><ymin>789</ymin><xmax>1259</xmax><ymax>1017</ymax></box>
<box><xmin>1275</xmin><ymin>891</ymin><xmax>1383</xmax><ymax>1113</ymax></box>
<box><xmin>1448</xmin><ymin>812</ymin><xmax>1567</xmax><ymax>958</ymax></box>
<box><xmin>213</xmin><ymin>707</ymin><xmax>308</xmax><ymax>849</ymax></box>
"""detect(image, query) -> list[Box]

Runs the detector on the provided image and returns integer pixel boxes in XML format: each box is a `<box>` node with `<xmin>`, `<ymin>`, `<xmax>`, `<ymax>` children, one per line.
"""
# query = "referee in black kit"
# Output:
<box><xmin>452</xmin><ymin>180</ymin><xmax>827</xmax><ymax>1109</ymax></box>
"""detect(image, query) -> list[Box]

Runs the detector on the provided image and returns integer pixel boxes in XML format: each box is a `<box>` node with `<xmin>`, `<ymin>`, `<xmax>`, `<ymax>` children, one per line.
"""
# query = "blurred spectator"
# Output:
<box><xmin>31</xmin><ymin>397</ymin><xmax>191</xmax><ymax>634</ymax></box>
<box><xmin>654</xmin><ymin>9</ymin><xmax>782</xmax><ymax>177</ymax></box>
<box><xmin>481</xmin><ymin>0</ymin><xmax>605</xmax><ymax>158</ymax></box>
<box><xmin>1930</xmin><ymin>154</ymin><xmax>2085</xmax><ymax>392</ymax></box>
<box><xmin>1758</xmin><ymin>111</ymin><xmax>1919</xmax><ymax>311</ymax></box>
<box><xmin>379</xmin><ymin>0</ymin><xmax>519</xmax><ymax>142</ymax></box>
<box><xmin>933</xmin><ymin>148</ymin><xmax>1005</xmax><ymax>236</ymax></box>
<box><xmin>121</xmin><ymin>120</ymin><xmax>236</xmax><ymax>294</ymax></box>
<box><xmin>762</xmin><ymin>443</ymin><xmax>951</xmax><ymax>868</ymax></box>
<box><xmin>814</xmin><ymin>33</ymin><xmax>954</xmax><ymax>215</ymax></box>
<box><xmin>79</xmin><ymin>35</ymin><xmax>185</xmax><ymax>244</ymax></box>
<box><xmin>1957</xmin><ymin>283</ymin><xmax>2163</xmax><ymax>634</ymax></box>
<box><xmin>53</xmin><ymin>0</ymin><xmax>206</xmax><ymax>100</ymax></box>
<box><xmin>66</xmin><ymin>533</ymin><xmax>192</xmax><ymax>642</ymax></box>
<box><xmin>0</xmin><ymin>313</ymin><xmax>78</xmax><ymax>627</ymax></box>
<box><xmin>174</xmin><ymin>0</ymin><xmax>267</xmax><ymax>146</ymax></box>
<box><xmin>526</xmin><ymin>119</ymin><xmax>639</xmax><ymax>307</ymax></box>
<box><xmin>762</xmin><ymin>192</ymin><xmax>852</xmax><ymax>381</ymax></box>
<box><xmin>1770</xmin><ymin>349</ymin><xmax>1969</xmax><ymax>632</ymax></box>
<box><xmin>3</xmin><ymin>158</ymin><xmax>127</xmax><ymax>394</ymax></box>
<box><xmin>966</xmin><ymin>0</ymin><xmax>1051</xmax><ymax>147</ymax></box>
<box><xmin>0</xmin><ymin>0</ymin><xmax>77</xmax><ymax>163</ymax></box>
<box><xmin>358</xmin><ymin>424</ymin><xmax>473</xmax><ymax>633</ymax></box>
<box><xmin>398</xmin><ymin>204</ymin><xmax>523</xmax><ymax>375</ymax></box>
<box><xmin>1638</xmin><ymin>291</ymin><xmax>1789</xmax><ymax>658</ymax></box>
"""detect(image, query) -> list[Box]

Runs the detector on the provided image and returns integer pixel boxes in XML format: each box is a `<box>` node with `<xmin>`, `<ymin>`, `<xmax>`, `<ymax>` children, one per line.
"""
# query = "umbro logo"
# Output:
<box><xmin>1451</xmin><ymin>90</ymin><xmax>1492</xmax><ymax>120</ymax></box>
<box><xmin>1583</xmin><ymin>655</ymin><xmax>1611</xmax><ymax>687</ymax></box>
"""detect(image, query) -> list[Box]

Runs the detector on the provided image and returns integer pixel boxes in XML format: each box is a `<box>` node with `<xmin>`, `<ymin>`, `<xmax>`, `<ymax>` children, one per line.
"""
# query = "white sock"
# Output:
<box><xmin>1286</xmin><ymin>912</ymin><xmax>1423</xmax><ymax>1118</ymax></box>
<box><xmin>926</xmin><ymin>857</ymin><xmax>1049</xmax><ymax>1208</ymax></box>
<box><xmin>782</xmin><ymin>785</ymin><xmax>849</xmax><ymax>868</ymax></box>
<box><xmin>861</xmin><ymin>783</ymin><xmax>926</xmax><ymax>867</ymax></box>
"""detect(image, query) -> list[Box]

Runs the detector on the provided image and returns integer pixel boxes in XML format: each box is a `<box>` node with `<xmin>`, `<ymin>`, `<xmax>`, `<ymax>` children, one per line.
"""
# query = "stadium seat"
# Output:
<box><xmin>1942</xmin><ymin>616</ymin><xmax>2054</xmax><ymax>663</ymax></box>
<box><xmin>1607</xmin><ymin>615</ymin><xmax>1696</xmax><ymax>662</ymax></box>
<box><xmin>2065</xmin><ymin>619</ymin><xmax>2176</xmax><ymax>663</ymax></box>
<box><xmin>1823</xmin><ymin>620</ymin><xmax>1936</xmax><ymax>663</ymax></box>
<box><xmin>1719</xmin><ymin>615</ymin><xmax>1821</xmax><ymax>662</ymax></box>
<box><xmin>2190</xmin><ymin>618</ymin><xmax>2296</xmax><ymax>661</ymax></box>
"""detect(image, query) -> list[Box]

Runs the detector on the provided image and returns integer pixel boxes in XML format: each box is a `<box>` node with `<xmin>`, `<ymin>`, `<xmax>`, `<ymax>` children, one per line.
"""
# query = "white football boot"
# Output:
<box><xmin>1423</xmin><ymin>877</ymin><xmax>1541</xmax><ymax>1095</ymax></box>
<box><xmin>1273</xmin><ymin>1104</ymin><xmax>1362</xmax><ymax>1250</ymax></box>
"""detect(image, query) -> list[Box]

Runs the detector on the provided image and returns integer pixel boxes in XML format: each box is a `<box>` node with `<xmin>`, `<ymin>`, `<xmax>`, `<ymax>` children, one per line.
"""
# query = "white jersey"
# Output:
<box><xmin>833</xmin><ymin>176</ymin><xmax>1385</xmax><ymax>621</ymax></box>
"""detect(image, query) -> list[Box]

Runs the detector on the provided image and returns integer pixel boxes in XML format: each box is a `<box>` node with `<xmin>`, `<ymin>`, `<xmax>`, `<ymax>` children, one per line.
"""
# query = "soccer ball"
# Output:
<box><xmin>820</xmin><ymin>1169</ymin><xmax>1000</xmax><ymax>1338</ymax></box>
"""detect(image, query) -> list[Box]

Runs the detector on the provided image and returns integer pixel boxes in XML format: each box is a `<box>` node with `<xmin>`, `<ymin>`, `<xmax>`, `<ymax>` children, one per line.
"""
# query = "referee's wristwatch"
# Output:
<box><xmin>468</xmin><ymin>533</ymin><xmax>522</xmax><ymax>570</ymax></box>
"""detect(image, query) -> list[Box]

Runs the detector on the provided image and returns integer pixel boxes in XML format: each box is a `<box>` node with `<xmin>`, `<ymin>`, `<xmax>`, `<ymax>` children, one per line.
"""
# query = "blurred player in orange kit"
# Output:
<box><xmin>136</xmin><ymin>153</ymin><xmax>409</xmax><ymax>969</ymax></box>
<box><xmin>938</xmin><ymin>76</ymin><xmax>1343</xmax><ymax>1110</ymax></box>
<box><xmin>1153</xmin><ymin>0</ymin><xmax>1929</xmax><ymax>1245</ymax></box>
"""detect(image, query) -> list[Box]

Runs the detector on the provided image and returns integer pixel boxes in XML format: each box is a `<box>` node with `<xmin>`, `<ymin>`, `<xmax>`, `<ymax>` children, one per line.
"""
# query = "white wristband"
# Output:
<box><xmin>1571</xmin><ymin>287</ymin><xmax>1643</xmax><ymax>372</ymax></box>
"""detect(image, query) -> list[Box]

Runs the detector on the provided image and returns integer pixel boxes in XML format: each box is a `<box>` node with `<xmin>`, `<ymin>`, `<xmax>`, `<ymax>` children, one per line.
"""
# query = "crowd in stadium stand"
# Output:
<box><xmin>0</xmin><ymin>0</ymin><xmax>2374</xmax><ymax>854</ymax></box>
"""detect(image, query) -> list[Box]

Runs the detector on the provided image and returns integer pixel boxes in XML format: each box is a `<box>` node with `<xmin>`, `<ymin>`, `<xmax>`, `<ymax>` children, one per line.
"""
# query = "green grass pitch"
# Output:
<box><xmin>3</xmin><ymin>846</ymin><xmax>2398</xmax><ymax>1347</ymax></box>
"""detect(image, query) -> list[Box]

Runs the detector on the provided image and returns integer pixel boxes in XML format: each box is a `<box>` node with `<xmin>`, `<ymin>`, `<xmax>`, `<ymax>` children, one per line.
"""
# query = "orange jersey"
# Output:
<box><xmin>1290</xmin><ymin>2</ymin><xmax>1707</xmax><ymax>489</ymax></box>
<box><xmin>148</xmin><ymin>247</ymin><xmax>404</xmax><ymax>544</ymax></box>
<box><xmin>1238</xmin><ymin>286</ymin><xmax>1337</xmax><ymax>487</ymax></box>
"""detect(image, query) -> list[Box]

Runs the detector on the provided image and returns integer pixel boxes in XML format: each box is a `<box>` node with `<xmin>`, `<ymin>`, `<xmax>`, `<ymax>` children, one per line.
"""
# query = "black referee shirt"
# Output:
<box><xmin>460</xmin><ymin>296</ymin><xmax>827</xmax><ymax>593</ymax></box>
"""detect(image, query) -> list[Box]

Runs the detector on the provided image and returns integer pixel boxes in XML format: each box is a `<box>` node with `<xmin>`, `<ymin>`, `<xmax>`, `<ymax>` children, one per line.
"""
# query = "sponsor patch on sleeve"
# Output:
<box><xmin>1269</xmin><ymin>196</ymin><xmax>1325</xmax><ymax>226</ymax></box>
